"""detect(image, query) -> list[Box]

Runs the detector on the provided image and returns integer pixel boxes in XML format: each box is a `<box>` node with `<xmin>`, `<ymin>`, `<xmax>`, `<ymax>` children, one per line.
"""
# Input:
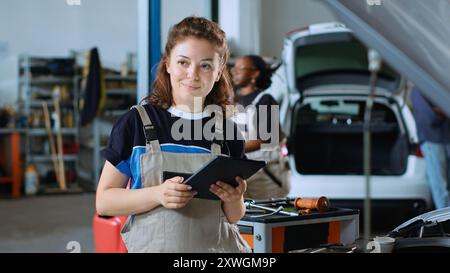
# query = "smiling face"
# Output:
<box><xmin>166</xmin><ymin>38</ymin><xmax>223</xmax><ymax>112</ymax></box>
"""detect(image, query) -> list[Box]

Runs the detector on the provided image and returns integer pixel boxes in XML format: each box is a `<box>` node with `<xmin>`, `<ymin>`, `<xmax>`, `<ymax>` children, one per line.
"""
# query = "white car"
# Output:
<box><xmin>271</xmin><ymin>22</ymin><xmax>432</xmax><ymax>221</ymax></box>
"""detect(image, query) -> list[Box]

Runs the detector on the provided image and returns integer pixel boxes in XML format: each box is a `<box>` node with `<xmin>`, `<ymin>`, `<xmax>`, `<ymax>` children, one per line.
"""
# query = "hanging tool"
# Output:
<box><xmin>42</xmin><ymin>101</ymin><xmax>60</xmax><ymax>184</ymax></box>
<box><xmin>53</xmin><ymin>86</ymin><xmax>66</xmax><ymax>190</ymax></box>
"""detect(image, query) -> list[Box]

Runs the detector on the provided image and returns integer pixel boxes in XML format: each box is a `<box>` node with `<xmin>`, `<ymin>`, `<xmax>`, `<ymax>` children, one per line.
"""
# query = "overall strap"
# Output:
<box><xmin>211</xmin><ymin>110</ymin><xmax>224</xmax><ymax>155</ymax></box>
<box><xmin>251</xmin><ymin>90</ymin><xmax>267</xmax><ymax>106</ymax></box>
<box><xmin>247</xmin><ymin>90</ymin><xmax>270</xmax><ymax>141</ymax></box>
<box><xmin>131</xmin><ymin>105</ymin><xmax>161</xmax><ymax>153</ymax></box>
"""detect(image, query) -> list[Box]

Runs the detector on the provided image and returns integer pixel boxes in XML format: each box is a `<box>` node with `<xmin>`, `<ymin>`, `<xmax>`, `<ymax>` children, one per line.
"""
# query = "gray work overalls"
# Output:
<box><xmin>120</xmin><ymin>105</ymin><xmax>251</xmax><ymax>253</ymax></box>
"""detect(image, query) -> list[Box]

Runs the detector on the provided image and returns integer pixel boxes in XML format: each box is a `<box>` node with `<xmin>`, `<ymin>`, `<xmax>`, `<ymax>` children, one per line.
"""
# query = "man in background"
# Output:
<box><xmin>411</xmin><ymin>87</ymin><xmax>450</xmax><ymax>209</ymax></box>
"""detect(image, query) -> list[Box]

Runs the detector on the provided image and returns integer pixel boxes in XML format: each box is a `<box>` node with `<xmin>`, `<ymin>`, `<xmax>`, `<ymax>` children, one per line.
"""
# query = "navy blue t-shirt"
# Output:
<box><xmin>102</xmin><ymin>104</ymin><xmax>246</xmax><ymax>189</ymax></box>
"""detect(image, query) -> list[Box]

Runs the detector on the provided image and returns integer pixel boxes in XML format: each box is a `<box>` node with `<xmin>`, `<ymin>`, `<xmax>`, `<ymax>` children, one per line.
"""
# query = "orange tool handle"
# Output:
<box><xmin>293</xmin><ymin>197</ymin><xmax>330</xmax><ymax>212</ymax></box>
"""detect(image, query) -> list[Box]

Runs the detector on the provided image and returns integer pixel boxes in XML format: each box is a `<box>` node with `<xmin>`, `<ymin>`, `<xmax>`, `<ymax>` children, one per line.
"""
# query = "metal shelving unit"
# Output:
<box><xmin>27</xmin><ymin>128</ymin><xmax>78</xmax><ymax>136</ymax></box>
<box><xmin>78</xmin><ymin>74</ymin><xmax>136</xmax><ymax>186</ymax></box>
<box><xmin>18</xmin><ymin>54</ymin><xmax>82</xmax><ymax>193</ymax></box>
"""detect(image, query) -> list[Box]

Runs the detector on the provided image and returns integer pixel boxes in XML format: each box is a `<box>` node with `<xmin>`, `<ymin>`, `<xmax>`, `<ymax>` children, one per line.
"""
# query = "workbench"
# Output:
<box><xmin>238</xmin><ymin>208</ymin><xmax>359</xmax><ymax>253</ymax></box>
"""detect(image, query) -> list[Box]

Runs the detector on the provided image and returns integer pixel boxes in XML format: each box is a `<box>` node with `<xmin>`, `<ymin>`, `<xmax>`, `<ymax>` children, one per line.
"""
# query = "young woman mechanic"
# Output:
<box><xmin>231</xmin><ymin>55</ymin><xmax>290</xmax><ymax>200</ymax></box>
<box><xmin>96</xmin><ymin>16</ymin><xmax>250</xmax><ymax>253</ymax></box>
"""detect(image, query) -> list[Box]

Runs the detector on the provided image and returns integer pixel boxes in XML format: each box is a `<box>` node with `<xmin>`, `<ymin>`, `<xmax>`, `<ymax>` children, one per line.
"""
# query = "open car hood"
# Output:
<box><xmin>389</xmin><ymin>207</ymin><xmax>450</xmax><ymax>238</ymax></box>
<box><xmin>394</xmin><ymin>207</ymin><xmax>450</xmax><ymax>231</ymax></box>
<box><xmin>325</xmin><ymin>0</ymin><xmax>450</xmax><ymax>117</ymax></box>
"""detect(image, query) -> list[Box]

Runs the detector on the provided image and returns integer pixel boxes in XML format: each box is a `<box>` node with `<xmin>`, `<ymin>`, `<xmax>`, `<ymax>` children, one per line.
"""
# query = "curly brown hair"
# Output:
<box><xmin>145</xmin><ymin>16</ymin><xmax>234</xmax><ymax>113</ymax></box>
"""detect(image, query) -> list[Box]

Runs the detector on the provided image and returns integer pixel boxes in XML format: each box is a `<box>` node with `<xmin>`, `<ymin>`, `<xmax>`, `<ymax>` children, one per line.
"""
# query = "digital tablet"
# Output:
<box><xmin>182</xmin><ymin>156</ymin><xmax>266</xmax><ymax>200</ymax></box>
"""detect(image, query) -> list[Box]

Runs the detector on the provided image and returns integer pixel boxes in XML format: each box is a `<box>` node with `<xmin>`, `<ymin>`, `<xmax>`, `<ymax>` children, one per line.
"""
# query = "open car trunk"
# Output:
<box><xmin>290</xmin><ymin>99</ymin><xmax>409</xmax><ymax>175</ymax></box>
<box><xmin>286</xmin><ymin>27</ymin><xmax>407</xmax><ymax>175</ymax></box>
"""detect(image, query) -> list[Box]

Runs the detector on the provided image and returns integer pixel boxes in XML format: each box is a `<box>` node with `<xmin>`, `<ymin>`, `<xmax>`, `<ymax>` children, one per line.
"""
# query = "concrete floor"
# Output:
<box><xmin>0</xmin><ymin>193</ymin><xmax>96</xmax><ymax>253</ymax></box>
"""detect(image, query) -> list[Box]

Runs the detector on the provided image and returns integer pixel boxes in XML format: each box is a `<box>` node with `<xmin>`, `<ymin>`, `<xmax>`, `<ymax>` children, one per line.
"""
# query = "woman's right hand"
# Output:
<box><xmin>157</xmin><ymin>176</ymin><xmax>197</xmax><ymax>209</ymax></box>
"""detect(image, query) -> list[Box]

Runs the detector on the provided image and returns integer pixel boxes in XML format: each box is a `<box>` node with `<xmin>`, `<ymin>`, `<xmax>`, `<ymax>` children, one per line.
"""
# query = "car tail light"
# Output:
<box><xmin>281</xmin><ymin>142</ymin><xmax>289</xmax><ymax>157</ymax></box>
<box><xmin>415</xmin><ymin>144</ymin><xmax>424</xmax><ymax>158</ymax></box>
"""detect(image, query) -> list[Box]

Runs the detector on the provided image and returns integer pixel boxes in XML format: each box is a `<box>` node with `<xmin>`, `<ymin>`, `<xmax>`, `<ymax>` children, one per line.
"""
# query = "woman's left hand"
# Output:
<box><xmin>210</xmin><ymin>176</ymin><xmax>247</xmax><ymax>203</ymax></box>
